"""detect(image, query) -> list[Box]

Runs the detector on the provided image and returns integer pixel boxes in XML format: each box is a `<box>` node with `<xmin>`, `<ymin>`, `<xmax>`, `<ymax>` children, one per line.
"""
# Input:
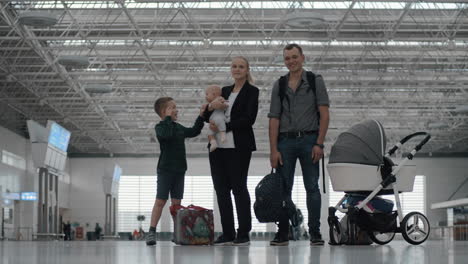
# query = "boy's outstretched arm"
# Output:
<box><xmin>183</xmin><ymin>104</ymin><xmax>206</xmax><ymax>138</ymax></box>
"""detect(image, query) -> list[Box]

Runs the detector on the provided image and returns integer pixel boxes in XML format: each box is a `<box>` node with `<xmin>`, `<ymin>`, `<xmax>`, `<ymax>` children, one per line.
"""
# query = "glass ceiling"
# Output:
<box><xmin>47</xmin><ymin>39</ymin><xmax>467</xmax><ymax>47</ymax></box>
<box><xmin>29</xmin><ymin>1</ymin><xmax>462</xmax><ymax>10</ymax></box>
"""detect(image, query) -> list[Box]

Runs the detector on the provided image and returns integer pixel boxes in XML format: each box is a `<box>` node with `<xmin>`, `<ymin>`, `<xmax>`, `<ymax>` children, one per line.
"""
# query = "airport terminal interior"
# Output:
<box><xmin>1</xmin><ymin>1</ymin><xmax>468</xmax><ymax>263</ymax></box>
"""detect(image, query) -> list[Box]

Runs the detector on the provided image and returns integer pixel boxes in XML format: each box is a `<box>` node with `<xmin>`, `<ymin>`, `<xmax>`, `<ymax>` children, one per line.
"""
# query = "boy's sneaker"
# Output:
<box><xmin>145</xmin><ymin>231</ymin><xmax>156</xmax><ymax>246</ymax></box>
<box><xmin>214</xmin><ymin>234</ymin><xmax>234</xmax><ymax>246</ymax></box>
<box><xmin>233</xmin><ymin>233</ymin><xmax>250</xmax><ymax>246</ymax></box>
<box><xmin>270</xmin><ymin>232</ymin><xmax>289</xmax><ymax>246</ymax></box>
<box><xmin>310</xmin><ymin>233</ymin><xmax>324</xmax><ymax>246</ymax></box>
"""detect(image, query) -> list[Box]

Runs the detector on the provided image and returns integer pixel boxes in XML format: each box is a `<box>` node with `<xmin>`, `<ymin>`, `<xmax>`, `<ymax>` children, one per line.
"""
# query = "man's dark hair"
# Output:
<box><xmin>154</xmin><ymin>97</ymin><xmax>174</xmax><ymax>117</ymax></box>
<box><xmin>284</xmin><ymin>43</ymin><xmax>303</xmax><ymax>55</ymax></box>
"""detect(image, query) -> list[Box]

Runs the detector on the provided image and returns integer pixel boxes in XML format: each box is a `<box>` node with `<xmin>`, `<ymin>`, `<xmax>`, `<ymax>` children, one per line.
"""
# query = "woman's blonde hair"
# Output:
<box><xmin>232</xmin><ymin>56</ymin><xmax>254</xmax><ymax>84</ymax></box>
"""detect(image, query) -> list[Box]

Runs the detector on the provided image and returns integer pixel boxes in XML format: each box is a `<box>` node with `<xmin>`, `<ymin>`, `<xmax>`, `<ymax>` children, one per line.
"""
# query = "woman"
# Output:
<box><xmin>207</xmin><ymin>56</ymin><xmax>259</xmax><ymax>246</ymax></box>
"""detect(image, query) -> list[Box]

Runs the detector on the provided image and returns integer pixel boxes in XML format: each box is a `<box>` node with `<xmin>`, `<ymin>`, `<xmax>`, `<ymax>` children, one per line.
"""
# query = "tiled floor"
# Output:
<box><xmin>1</xmin><ymin>240</ymin><xmax>467</xmax><ymax>264</ymax></box>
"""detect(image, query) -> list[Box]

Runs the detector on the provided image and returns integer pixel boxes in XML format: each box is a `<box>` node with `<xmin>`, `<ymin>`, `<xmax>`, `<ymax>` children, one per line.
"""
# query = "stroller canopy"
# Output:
<box><xmin>329</xmin><ymin>120</ymin><xmax>386</xmax><ymax>166</ymax></box>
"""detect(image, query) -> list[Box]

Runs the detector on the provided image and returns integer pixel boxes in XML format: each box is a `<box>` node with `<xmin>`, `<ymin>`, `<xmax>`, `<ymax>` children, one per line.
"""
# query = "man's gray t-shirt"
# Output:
<box><xmin>268</xmin><ymin>70</ymin><xmax>330</xmax><ymax>133</ymax></box>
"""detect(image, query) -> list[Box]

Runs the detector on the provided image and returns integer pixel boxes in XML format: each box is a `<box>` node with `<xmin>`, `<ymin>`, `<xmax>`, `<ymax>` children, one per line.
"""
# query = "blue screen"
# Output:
<box><xmin>21</xmin><ymin>192</ymin><xmax>38</xmax><ymax>201</ymax></box>
<box><xmin>48</xmin><ymin>122</ymin><xmax>71</xmax><ymax>152</ymax></box>
<box><xmin>113</xmin><ymin>166</ymin><xmax>122</xmax><ymax>183</ymax></box>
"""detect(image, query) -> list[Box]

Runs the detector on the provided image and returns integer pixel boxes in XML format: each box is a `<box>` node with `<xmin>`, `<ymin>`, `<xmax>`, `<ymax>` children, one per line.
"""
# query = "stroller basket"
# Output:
<box><xmin>356</xmin><ymin>210</ymin><xmax>398</xmax><ymax>233</ymax></box>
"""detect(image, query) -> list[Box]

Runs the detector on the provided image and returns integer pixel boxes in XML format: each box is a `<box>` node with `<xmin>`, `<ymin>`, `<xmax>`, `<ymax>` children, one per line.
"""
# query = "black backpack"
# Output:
<box><xmin>254</xmin><ymin>169</ymin><xmax>297</xmax><ymax>223</ymax></box>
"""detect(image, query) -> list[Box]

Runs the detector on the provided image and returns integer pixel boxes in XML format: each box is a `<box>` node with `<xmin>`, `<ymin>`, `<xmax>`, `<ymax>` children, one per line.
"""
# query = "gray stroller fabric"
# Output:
<box><xmin>329</xmin><ymin>120</ymin><xmax>386</xmax><ymax>166</ymax></box>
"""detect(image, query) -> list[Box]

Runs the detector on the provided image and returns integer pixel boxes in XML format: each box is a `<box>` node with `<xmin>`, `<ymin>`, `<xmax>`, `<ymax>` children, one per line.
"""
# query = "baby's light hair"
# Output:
<box><xmin>206</xmin><ymin>84</ymin><xmax>222</xmax><ymax>96</ymax></box>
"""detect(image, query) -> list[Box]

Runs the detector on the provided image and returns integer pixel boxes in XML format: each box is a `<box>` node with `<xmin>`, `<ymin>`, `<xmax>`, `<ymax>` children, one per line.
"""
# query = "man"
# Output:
<box><xmin>94</xmin><ymin>223</ymin><xmax>102</xmax><ymax>240</ymax></box>
<box><xmin>268</xmin><ymin>43</ymin><xmax>330</xmax><ymax>246</ymax></box>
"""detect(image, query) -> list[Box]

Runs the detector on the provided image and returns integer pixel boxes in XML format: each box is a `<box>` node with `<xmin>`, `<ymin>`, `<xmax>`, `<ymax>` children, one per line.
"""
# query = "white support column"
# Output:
<box><xmin>36</xmin><ymin>167</ymin><xmax>60</xmax><ymax>239</ymax></box>
<box><xmin>105</xmin><ymin>194</ymin><xmax>112</xmax><ymax>235</ymax></box>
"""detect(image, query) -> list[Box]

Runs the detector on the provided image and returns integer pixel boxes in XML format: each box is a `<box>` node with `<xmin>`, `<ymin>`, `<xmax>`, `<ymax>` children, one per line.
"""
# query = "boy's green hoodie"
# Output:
<box><xmin>155</xmin><ymin>115</ymin><xmax>204</xmax><ymax>173</ymax></box>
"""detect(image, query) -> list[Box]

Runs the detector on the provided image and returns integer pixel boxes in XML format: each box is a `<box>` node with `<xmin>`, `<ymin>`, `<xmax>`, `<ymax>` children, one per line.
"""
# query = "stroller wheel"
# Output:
<box><xmin>368</xmin><ymin>231</ymin><xmax>395</xmax><ymax>245</ymax></box>
<box><xmin>401</xmin><ymin>212</ymin><xmax>430</xmax><ymax>245</ymax></box>
<box><xmin>328</xmin><ymin>219</ymin><xmax>342</xmax><ymax>245</ymax></box>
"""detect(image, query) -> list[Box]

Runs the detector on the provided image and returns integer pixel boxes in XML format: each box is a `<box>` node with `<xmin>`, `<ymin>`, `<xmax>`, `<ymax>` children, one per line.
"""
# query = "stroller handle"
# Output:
<box><xmin>388</xmin><ymin>132</ymin><xmax>431</xmax><ymax>156</ymax></box>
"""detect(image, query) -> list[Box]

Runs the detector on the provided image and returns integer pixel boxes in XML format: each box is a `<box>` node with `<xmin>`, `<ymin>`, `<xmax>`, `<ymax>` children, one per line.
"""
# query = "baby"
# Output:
<box><xmin>205</xmin><ymin>85</ymin><xmax>228</xmax><ymax>152</ymax></box>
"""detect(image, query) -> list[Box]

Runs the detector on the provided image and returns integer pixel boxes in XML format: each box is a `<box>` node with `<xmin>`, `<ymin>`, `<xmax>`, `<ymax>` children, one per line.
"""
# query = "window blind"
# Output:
<box><xmin>2</xmin><ymin>150</ymin><xmax>26</xmax><ymax>170</ymax></box>
<box><xmin>119</xmin><ymin>175</ymin><xmax>424</xmax><ymax>233</ymax></box>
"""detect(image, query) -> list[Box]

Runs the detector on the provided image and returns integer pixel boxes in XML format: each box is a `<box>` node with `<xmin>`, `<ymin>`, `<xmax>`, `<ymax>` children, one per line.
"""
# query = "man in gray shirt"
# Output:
<box><xmin>268</xmin><ymin>43</ymin><xmax>330</xmax><ymax>246</ymax></box>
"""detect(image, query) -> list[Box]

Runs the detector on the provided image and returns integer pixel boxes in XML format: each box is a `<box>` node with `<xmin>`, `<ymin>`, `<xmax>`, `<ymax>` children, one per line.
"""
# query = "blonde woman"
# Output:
<box><xmin>205</xmin><ymin>56</ymin><xmax>259</xmax><ymax>246</ymax></box>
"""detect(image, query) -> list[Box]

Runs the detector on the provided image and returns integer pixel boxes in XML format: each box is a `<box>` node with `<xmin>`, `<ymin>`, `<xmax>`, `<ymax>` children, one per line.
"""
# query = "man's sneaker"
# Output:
<box><xmin>145</xmin><ymin>231</ymin><xmax>156</xmax><ymax>246</ymax></box>
<box><xmin>213</xmin><ymin>234</ymin><xmax>234</xmax><ymax>246</ymax></box>
<box><xmin>270</xmin><ymin>232</ymin><xmax>289</xmax><ymax>246</ymax></box>
<box><xmin>310</xmin><ymin>233</ymin><xmax>324</xmax><ymax>246</ymax></box>
<box><xmin>233</xmin><ymin>233</ymin><xmax>250</xmax><ymax>246</ymax></box>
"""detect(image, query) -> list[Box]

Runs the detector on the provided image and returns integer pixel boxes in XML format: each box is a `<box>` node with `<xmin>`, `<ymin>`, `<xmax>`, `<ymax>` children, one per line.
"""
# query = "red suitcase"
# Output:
<box><xmin>170</xmin><ymin>204</ymin><xmax>214</xmax><ymax>245</ymax></box>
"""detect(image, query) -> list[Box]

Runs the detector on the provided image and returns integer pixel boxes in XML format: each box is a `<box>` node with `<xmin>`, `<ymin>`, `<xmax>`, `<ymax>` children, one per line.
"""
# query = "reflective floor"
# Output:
<box><xmin>1</xmin><ymin>240</ymin><xmax>467</xmax><ymax>264</ymax></box>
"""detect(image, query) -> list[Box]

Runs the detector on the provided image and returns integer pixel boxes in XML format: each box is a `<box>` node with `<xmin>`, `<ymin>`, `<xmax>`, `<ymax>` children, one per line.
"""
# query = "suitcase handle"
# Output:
<box><xmin>170</xmin><ymin>204</ymin><xmax>211</xmax><ymax>216</ymax></box>
<box><xmin>187</xmin><ymin>204</ymin><xmax>211</xmax><ymax>211</ymax></box>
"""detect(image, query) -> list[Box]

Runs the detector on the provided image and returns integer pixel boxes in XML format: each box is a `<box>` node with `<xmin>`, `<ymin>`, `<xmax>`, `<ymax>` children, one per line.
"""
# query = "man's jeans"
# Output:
<box><xmin>277</xmin><ymin>133</ymin><xmax>321</xmax><ymax>235</ymax></box>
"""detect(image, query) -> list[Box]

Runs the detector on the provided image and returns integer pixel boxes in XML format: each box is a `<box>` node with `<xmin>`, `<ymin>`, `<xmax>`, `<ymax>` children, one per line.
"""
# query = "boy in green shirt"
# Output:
<box><xmin>146</xmin><ymin>97</ymin><xmax>206</xmax><ymax>246</ymax></box>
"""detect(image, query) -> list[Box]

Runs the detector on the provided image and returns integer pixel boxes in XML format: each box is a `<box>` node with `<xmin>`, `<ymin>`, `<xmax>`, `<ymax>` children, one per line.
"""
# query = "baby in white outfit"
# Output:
<box><xmin>205</xmin><ymin>85</ymin><xmax>227</xmax><ymax>152</ymax></box>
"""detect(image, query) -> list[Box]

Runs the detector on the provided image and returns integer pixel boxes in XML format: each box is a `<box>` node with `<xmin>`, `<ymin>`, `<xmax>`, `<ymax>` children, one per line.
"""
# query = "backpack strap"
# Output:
<box><xmin>322</xmin><ymin>155</ymin><xmax>326</xmax><ymax>194</ymax></box>
<box><xmin>278</xmin><ymin>75</ymin><xmax>288</xmax><ymax>115</ymax></box>
<box><xmin>305</xmin><ymin>71</ymin><xmax>317</xmax><ymax>97</ymax></box>
<box><xmin>306</xmin><ymin>72</ymin><xmax>326</xmax><ymax>194</ymax></box>
<box><xmin>305</xmin><ymin>71</ymin><xmax>320</xmax><ymax>121</ymax></box>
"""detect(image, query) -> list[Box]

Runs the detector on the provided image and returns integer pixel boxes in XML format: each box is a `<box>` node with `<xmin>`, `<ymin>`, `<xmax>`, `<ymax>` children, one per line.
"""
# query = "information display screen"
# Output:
<box><xmin>21</xmin><ymin>192</ymin><xmax>38</xmax><ymax>201</ymax></box>
<box><xmin>113</xmin><ymin>165</ymin><xmax>122</xmax><ymax>183</ymax></box>
<box><xmin>48</xmin><ymin>122</ymin><xmax>71</xmax><ymax>152</ymax></box>
<box><xmin>111</xmin><ymin>165</ymin><xmax>122</xmax><ymax>194</ymax></box>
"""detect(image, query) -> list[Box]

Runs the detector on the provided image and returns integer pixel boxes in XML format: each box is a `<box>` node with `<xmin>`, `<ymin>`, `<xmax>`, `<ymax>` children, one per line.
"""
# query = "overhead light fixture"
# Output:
<box><xmin>454</xmin><ymin>105</ymin><xmax>468</xmax><ymax>114</ymax></box>
<box><xmin>18</xmin><ymin>11</ymin><xmax>58</xmax><ymax>27</ymax></box>
<box><xmin>57</xmin><ymin>55</ymin><xmax>90</xmax><ymax>68</ymax></box>
<box><xmin>447</xmin><ymin>40</ymin><xmax>456</xmax><ymax>50</ymax></box>
<box><xmin>427</xmin><ymin>122</ymin><xmax>449</xmax><ymax>129</ymax></box>
<box><xmin>285</xmin><ymin>12</ymin><xmax>325</xmax><ymax>28</ymax></box>
<box><xmin>104</xmin><ymin>105</ymin><xmax>127</xmax><ymax>112</ymax></box>
<box><xmin>82</xmin><ymin>83</ymin><xmax>113</xmax><ymax>94</ymax></box>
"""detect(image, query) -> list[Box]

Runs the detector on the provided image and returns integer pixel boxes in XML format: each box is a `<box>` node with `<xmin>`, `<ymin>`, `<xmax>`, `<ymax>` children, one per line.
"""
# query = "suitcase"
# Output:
<box><xmin>169</xmin><ymin>204</ymin><xmax>214</xmax><ymax>245</ymax></box>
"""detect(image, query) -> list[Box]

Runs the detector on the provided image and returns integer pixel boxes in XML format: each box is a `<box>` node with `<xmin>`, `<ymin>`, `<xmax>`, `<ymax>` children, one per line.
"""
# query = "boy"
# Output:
<box><xmin>205</xmin><ymin>85</ymin><xmax>228</xmax><ymax>152</ymax></box>
<box><xmin>146</xmin><ymin>97</ymin><xmax>206</xmax><ymax>246</ymax></box>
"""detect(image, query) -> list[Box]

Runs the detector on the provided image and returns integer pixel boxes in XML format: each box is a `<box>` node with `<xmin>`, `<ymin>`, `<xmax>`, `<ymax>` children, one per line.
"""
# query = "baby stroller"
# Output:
<box><xmin>327</xmin><ymin>120</ymin><xmax>431</xmax><ymax>245</ymax></box>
